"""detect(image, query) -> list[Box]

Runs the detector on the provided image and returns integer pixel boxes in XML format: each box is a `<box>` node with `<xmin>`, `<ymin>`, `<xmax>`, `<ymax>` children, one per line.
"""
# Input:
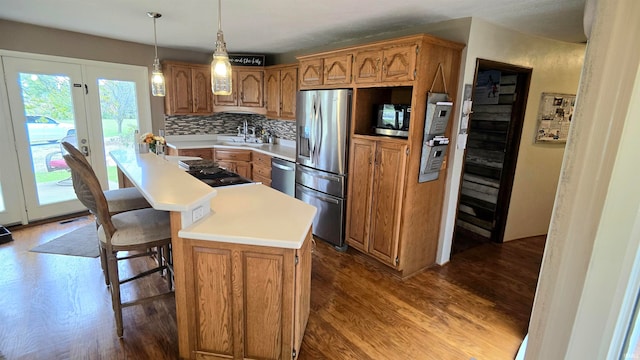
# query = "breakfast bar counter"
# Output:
<box><xmin>111</xmin><ymin>149</ymin><xmax>316</xmax><ymax>360</ymax></box>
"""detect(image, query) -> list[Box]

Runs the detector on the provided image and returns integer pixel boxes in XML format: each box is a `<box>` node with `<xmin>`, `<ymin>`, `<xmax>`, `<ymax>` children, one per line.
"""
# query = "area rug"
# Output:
<box><xmin>30</xmin><ymin>223</ymin><xmax>100</xmax><ymax>258</ymax></box>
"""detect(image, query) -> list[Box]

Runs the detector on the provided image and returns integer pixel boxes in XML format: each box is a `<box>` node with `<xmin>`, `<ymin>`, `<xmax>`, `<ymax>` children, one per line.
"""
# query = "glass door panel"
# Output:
<box><xmin>0</xmin><ymin>61</ymin><xmax>25</xmax><ymax>225</ymax></box>
<box><xmin>0</xmin><ymin>55</ymin><xmax>152</xmax><ymax>224</ymax></box>
<box><xmin>3</xmin><ymin>57</ymin><xmax>89</xmax><ymax>221</ymax></box>
<box><xmin>97</xmin><ymin>78</ymin><xmax>139</xmax><ymax>189</ymax></box>
<box><xmin>84</xmin><ymin>65</ymin><xmax>152</xmax><ymax>191</ymax></box>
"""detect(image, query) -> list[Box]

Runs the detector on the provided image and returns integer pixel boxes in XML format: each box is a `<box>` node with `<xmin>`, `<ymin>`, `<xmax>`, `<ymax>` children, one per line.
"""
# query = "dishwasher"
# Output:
<box><xmin>271</xmin><ymin>158</ymin><xmax>296</xmax><ymax>196</ymax></box>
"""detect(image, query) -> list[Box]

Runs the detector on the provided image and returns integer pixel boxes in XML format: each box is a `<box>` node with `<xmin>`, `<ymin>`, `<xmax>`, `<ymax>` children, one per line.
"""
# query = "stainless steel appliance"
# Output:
<box><xmin>271</xmin><ymin>158</ymin><xmax>296</xmax><ymax>196</ymax></box>
<box><xmin>186</xmin><ymin>167</ymin><xmax>253</xmax><ymax>187</ymax></box>
<box><xmin>375</xmin><ymin>104</ymin><xmax>411</xmax><ymax>137</ymax></box>
<box><xmin>295</xmin><ymin>89</ymin><xmax>351</xmax><ymax>249</ymax></box>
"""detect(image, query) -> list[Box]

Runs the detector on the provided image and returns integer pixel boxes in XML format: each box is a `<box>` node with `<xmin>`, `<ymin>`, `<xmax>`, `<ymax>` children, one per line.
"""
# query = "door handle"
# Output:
<box><xmin>297</xmin><ymin>186</ymin><xmax>340</xmax><ymax>205</ymax></box>
<box><xmin>272</xmin><ymin>163</ymin><xmax>294</xmax><ymax>171</ymax></box>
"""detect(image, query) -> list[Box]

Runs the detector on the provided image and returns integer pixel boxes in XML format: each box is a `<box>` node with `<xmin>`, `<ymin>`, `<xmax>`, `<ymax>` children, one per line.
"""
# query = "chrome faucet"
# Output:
<box><xmin>243</xmin><ymin>120</ymin><xmax>248</xmax><ymax>142</ymax></box>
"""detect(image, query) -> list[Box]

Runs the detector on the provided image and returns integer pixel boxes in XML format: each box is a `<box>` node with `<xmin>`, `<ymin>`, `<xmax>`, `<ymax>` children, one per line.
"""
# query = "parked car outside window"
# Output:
<box><xmin>25</xmin><ymin>115</ymin><xmax>75</xmax><ymax>144</ymax></box>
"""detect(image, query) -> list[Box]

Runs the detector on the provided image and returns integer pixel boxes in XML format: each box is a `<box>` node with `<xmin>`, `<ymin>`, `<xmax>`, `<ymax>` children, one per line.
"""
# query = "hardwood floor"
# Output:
<box><xmin>0</xmin><ymin>217</ymin><xmax>544</xmax><ymax>360</ymax></box>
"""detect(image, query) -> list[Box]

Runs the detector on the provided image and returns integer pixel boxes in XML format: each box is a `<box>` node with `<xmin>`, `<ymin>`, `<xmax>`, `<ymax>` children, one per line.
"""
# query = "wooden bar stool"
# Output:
<box><xmin>64</xmin><ymin>153</ymin><xmax>173</xmax><ymax>337</ymax></box>
<box><xmin>61</xmin><ymin>141</ymin><xmax>151</xmax><ymax>285</ymax></box>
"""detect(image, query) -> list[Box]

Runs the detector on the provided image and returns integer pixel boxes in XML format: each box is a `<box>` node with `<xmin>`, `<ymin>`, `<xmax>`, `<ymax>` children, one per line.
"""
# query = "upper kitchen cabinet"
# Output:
<box><xmin>214</xmin><ymin>66</ymin><xmax>266</xmax><ymax>114</ymax></box>
<box><xmin>298</xmin><ymin>59</ymin><xmax>323</xmax><ymax>88</ymax></box>
<box><xmin>298</xmin><ymin>53</ymin><xmax>352</xmax><ymax>90</ymax></box>
<box><xmin>163</xmin><ymin>61</ymin><xmax>213</xmax><ymax>115</ymax></box>
<box><xmin>265</xmin><ymin>64</ymin><xmax>298</xmax><ymax>121</ymax></box>
<box><xmin>353</xmin><ymin>43</ymin><xmax>418</xmax><ymax>84</ymax></box>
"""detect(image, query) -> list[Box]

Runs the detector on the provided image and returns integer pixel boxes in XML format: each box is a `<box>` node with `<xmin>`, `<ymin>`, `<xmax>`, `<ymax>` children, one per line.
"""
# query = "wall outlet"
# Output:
<box><xmin>192</xmin><ymin>206</ymin><xmax>204</xmax><ymax>222</ymax></box>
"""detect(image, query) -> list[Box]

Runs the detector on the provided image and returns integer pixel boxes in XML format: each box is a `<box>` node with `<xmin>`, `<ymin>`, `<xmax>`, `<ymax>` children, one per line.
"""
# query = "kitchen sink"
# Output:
<box><xmin>221</xmin><ymin>141</ymin><xmax>264</xmax><ymax>147</ymax></box>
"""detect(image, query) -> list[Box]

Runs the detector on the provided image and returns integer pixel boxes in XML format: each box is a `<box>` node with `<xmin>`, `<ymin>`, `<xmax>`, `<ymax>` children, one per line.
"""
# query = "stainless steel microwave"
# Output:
<box><xmin>374</xmin><ymin>104</ymin><xmax>411</xmax><ymax>137</ymax></box>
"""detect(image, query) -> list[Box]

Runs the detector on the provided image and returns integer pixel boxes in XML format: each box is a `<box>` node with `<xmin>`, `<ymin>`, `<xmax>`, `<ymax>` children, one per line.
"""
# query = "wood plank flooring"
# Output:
<box><xmin>0</xmin><ymin>217</ymin><xmax>544</xmax><ymax>360</ymax></box>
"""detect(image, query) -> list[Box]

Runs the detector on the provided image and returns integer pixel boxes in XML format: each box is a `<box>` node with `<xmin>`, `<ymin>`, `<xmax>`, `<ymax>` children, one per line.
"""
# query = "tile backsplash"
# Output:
<box><xmin>164</xmin><ymin>113</ymin><xmax>296</xmax><ymax>141</ymax></box>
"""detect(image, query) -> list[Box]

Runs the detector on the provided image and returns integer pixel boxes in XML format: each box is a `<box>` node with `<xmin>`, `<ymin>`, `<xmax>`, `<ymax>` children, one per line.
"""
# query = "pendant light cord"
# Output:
<box><xmin>218</xmin><ymin>0</ymin><xmax>222</xmax><ymax>32</ymax></box>
<box><xmin>153</xmin><ymin>17</ymin><xmax>159</xmax><ymax>59</ymax></box>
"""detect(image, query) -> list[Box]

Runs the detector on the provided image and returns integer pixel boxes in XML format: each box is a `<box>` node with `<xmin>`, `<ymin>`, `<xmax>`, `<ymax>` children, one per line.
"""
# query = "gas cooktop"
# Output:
<box><xmin>187</xmin><ymin>167</ymin><xmax>253</xmax><ymax>188</ymax></box>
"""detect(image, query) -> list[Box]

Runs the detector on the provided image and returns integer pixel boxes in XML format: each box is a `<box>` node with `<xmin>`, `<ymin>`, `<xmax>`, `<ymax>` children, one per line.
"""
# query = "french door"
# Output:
<box><xmin>0</xmin><ymin>53</ymin><xmax>151</xmax><ymax>224</ymax></box>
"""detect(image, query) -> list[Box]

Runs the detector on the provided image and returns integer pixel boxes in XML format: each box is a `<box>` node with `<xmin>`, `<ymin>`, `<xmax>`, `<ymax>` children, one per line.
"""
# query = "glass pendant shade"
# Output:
<box><xmin>148</xmin><ymin>12</ymin><xmax>166</xmax><ymax>97</ymax></box>
<box><xmin>151</xmin><ymin>58</ymin><xmax>166</xmax><ymax>97</ymax></box>
<box><xmin>211</xmin><ymin>32</ymin><xmax>232</xmax><ymax>95</ymax></box>
<box><xmin>211</xmin><ymin>0</ymin><xmax>232</xmax><ymax>95</ymax></box>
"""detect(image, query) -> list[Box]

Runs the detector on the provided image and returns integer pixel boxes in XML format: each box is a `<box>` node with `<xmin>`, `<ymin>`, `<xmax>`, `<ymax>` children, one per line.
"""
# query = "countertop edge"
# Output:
<box><xmin>167</xmin><ymin>140</ymin><xmax>296</xmax><ymax>162</ymax></box>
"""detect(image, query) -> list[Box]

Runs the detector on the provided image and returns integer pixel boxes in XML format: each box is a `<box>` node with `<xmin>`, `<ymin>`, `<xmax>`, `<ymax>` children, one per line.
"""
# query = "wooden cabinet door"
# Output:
<box><xmin>264</xmin><ymin>68</ymin><xmax>281</xmax><ymax>118</ymax></box>
<box><xmin>354</xmin><ymin>50</ymin><xmax>382</xmax><ymax>84</ymax></box>
<box><xmin>214</xmin><ymin>71</ymin><xmax>238</xmax><ymax>106</ymax></box>
<box><xmin>191</xmin><ymin>65</ymin><xmax>213</xmax><ymax>114</ymax></box>
<box><xmin>235</xmin><ymin>161</ymin><xmax>252</xmax><ymax>179</ymax></box>
<box><xmin>190</xmin><ymin>246</ymin><xmax>236</xmax><ymax>358</ymax></box>
<box><xmin>293</xmin><ymin>231</ymin><xmax>312</xmax><ymax>356</ymax></box>
<box><xmin>368</xmin><ymin>141</ymin><xmax>407</xmax><ymax>266</ymax></box>
<box><xmin>323</xmin><ymin>54</ymin><xmax>352</xmax><ymax>86</ymax></box>
<box><xmin>280</xmin><ymin>67</ymin><xmax>298</xmax><ymax>120</ymax></box>
<box><xmin>298</xmin><ymin>59</ymin><xmax>323</xmax><ymax>88</ymax></box>
<box><xmin>182</xmin><ymin>237</ymin><xmax>308</xmax><ymax>360</ymax></box>
<box><xmin>178</xmin><ymin>148</ymin><xmax>213</xmax><ymax>160</ymax></box>
<box><xmin>345</xmin><ymin>138</ymin><xmax>376</xmax><ymax>252</ymax></box>
<box><xmin>381</xmin><ymin>44</ymin><xmax>417</xmax><ymax>83</ymax></box>
<box><xmin>217</xmin><ymin>160</ymin><xmax>236</xmax><ymax>173</ymax></box>
<box><xmin>238</xmin><ymin>70</ymin><xmax>264</xmax><ymax>107</ymax></box>
<box><xmin>168</xmin><ymin>64</ymin><xmax>192</xmax><ymax>114</ymax></box>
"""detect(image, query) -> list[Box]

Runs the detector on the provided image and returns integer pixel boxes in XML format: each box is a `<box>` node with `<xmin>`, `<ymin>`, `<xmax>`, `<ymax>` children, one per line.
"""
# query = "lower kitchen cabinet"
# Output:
<box><xmin>166</xmin><ymin>147</ymin><xmax>213</xmax><ymax>160</ymax></box>
<box><xmin>173</xmin><ymin>221</ymin><xmax>312</xmax><ymax>360</ymax></box>
<box><xmin>214</xmin><ymin>149</ymin><xmax>252</xmax><ymax>178</ymax></box>
<box><xmin>346</xmin><ymin>137</ymin><xmax>408</xmax><ymax>267</ymax></box>
<box><xmin>252</xmin><ymin>151</ymin><xmax>272</xmax><ymax>186</ymax></box>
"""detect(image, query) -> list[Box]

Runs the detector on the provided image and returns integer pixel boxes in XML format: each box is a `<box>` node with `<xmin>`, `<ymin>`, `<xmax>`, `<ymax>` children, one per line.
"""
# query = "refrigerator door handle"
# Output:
<box><xmin>298</xmin><ymin>165</ymin><xmax>342</xmax><ymax>182</ymax></box>
<box><xmin>297</xmin><ymin>185</ymin><xmax>340</xmax><ymax>205</ymax></box>
<box><xmin>316</xmin><ymin>101</ymin><xmax>323</xmax><ymax>163</ymax></box>
<box><xmin>310</xmin><ymin>96</ymin><xmax>317</xmax><ymax>164</ymax></box>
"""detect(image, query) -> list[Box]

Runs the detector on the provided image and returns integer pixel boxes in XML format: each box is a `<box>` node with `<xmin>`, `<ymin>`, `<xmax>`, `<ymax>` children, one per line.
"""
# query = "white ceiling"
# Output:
<box><xmin>0</xmin><ymin>0</ymin><xmax>587</xmax><ymax>55</ymax></box>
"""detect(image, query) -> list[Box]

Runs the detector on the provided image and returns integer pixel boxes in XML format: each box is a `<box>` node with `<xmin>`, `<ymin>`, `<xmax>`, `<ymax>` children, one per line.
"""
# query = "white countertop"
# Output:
<box><xmin>111</xmin><ymin>147</ymin><xmax>317</xmax><ymax>250</ymax></box>
<box><xmin>110</xmin><ymin>149</ymin><xmax>217</xmax><ymax>212</ymax></box>
<box><xmin>179</xmin><ymin>183</ymin><xmax>316</xmax><ymax>249</ymax></box>
<box><xmin>166</xmin><ymin>134</ymin><xmax>296</xmax><ymax>162</ymax></box>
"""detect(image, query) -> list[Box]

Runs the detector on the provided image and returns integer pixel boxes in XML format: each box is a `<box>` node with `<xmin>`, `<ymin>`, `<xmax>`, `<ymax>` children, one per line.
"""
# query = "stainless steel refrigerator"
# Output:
<box><xmin>295</xmin><ymin>89</ymin><xmax>351</xmax><ymax>249</ymax></box>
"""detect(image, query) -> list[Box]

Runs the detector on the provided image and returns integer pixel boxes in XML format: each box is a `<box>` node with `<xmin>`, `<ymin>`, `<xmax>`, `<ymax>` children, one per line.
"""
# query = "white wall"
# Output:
<box><xmin>526</xmin><ymin>0</ymin><xmax>640</xmax><ymax>357</ymax></box>
<box><xmin>437</xmin><ymin>18</ymin><xmax>585</xmax><ymax>264</ymax></box>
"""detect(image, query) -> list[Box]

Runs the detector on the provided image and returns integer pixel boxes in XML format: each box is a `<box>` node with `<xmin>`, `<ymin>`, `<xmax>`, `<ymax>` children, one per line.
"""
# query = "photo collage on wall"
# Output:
<box><xmin>535</xmin><ymin>93</ymin><xmax>576</xmax><ymax>143</ymax></box>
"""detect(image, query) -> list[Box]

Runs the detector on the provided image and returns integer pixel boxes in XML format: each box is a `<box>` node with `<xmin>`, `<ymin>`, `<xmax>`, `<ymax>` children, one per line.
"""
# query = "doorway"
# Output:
<box><xmin>452</xmin><ymin>59</ymin><xmax>532</xmax><ymax>254</ymax></box>
<box><xmin>0</xmin><ymin>53</ymin><xmax>151</xmax><ymax>224</ymax></box>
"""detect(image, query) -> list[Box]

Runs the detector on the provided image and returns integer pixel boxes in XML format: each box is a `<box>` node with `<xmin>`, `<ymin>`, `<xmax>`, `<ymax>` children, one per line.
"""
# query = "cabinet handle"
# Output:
<box><xmin>376</xmin><ymin>58</ymin><xmax>380</xmax><ymax>72</ymax></box>
<box><xmin>240</xmin><ymin>91</ymin><xmax>244</xmax><ymax>102</ymax></box>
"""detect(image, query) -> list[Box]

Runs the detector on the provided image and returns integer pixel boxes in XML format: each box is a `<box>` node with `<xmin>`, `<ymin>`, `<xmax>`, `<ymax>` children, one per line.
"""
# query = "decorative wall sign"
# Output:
<box><xmin>535</xmin><ymin>92</ymin><xmax>576</xmax><ymax>143</ymax></box>
<box><xmin>228</xmin><ymin>54</ymin><xmax>265</xmax><ymax>67</ymax></box>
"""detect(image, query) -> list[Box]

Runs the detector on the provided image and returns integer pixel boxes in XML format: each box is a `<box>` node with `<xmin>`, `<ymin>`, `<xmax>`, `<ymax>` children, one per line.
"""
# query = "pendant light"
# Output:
<box><xmin>148</xmin><ymin>12</ymin><xmax>166</xmax><ymax>97</ymax></box>
<box><xmin>211</xmin><ymin>0</ymin><xmax>232</xmax><ymax>95</ymax></box>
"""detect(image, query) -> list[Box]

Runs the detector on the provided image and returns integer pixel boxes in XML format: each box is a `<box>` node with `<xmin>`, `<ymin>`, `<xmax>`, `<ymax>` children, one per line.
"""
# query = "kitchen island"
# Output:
<box><xmin>111</xmin><ymin>149</ymin><xmax>316</xmax><ymax>360</ymax></box>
